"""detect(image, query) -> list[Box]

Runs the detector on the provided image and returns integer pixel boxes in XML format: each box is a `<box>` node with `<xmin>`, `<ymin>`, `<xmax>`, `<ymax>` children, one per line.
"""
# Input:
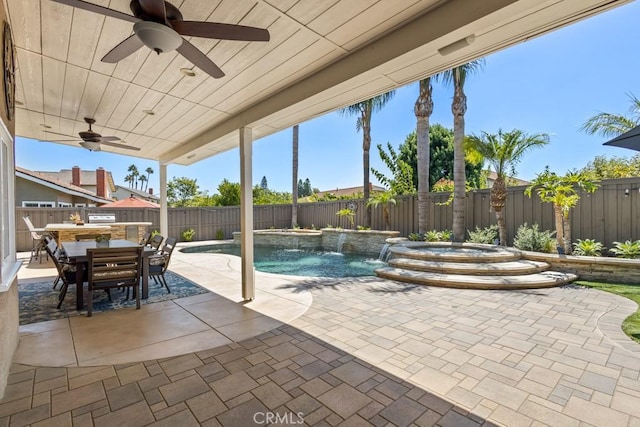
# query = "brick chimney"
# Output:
<box><xmin>148</xmin><ymin>188</ymin><xmax>153</xmax><ymax>195</ymax></box>
<box><xmin>71</xmin><ymin>166</ymin><xmax>81</xmax><ymax>186</ymax></box>
<box><xmin>96</xmin><ymin>168</ymin><xmax>107</xmax><ymax>198</ymax></box>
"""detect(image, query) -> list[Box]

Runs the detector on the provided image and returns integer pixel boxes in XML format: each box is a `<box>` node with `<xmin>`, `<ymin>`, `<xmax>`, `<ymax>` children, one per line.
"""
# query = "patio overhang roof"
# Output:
<box><xmin>8</xmin><ymin>0</ymin><xmax>630</xmax><ymax>166</ymax></box>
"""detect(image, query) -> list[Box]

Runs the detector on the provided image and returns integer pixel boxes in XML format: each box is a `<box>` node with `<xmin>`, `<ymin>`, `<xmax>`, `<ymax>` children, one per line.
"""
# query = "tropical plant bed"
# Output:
<box><xmin>577</xmin><ymin>281</ymin><xmax>640</xmax><ymax>344</ymax></box>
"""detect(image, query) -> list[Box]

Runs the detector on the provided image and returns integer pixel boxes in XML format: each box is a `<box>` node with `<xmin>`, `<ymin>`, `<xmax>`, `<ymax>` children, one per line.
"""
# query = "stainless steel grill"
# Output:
<box><xmin>88</xmin><ymin>213</ymin><xmax>116</xmax><ymax>224</ymax></box>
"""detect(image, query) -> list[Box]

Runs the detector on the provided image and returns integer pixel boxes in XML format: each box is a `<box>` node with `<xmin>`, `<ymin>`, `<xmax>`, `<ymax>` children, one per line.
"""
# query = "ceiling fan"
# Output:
<box><xmin>50</xmin><ymin>0</ymin><xmax>271</xmax><ymax>78</ymax></box>
<box><xmin>44</xmin><ymin>117</ymin><xmax>140</xmax><ymax>152</ymax></box>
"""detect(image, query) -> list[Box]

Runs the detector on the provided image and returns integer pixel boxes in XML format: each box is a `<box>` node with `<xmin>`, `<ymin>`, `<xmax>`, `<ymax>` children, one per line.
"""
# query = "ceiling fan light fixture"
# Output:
<box><xmin>80</xmin><ymin>141</ymin><xmax>101</xmax><ymax>151</ymax></box>
<box><xmin>133</xmin><ymin>21</ymin><xmax>182</xmax><ymax>54</ymax></box>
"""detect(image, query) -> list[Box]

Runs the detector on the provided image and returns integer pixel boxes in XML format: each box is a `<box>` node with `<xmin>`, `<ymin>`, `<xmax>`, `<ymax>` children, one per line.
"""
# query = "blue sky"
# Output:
<box><xmin>16</xmin><ymin>1</ymin><xmax>640</xmax><ymax>195</ymax></box>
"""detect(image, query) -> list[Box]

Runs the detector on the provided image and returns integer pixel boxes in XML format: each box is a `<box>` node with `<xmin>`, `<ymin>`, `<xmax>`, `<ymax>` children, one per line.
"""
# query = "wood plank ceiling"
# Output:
<box><xmin>6</xmin><ymin>0</ymin><xmax>631</xmax><ymax>165</ymax></box>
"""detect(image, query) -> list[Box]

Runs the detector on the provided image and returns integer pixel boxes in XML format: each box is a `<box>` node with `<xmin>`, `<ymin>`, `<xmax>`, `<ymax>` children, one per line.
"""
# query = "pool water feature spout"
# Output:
<box><xmin>337</xmin><ymin>233</ymin><xmax>347</xmax><ymax>253</ymax></box>
<box><xmin>378</xmin><ymin>243</ymin><xmax>391</xmax><ymax>261</ymax></box>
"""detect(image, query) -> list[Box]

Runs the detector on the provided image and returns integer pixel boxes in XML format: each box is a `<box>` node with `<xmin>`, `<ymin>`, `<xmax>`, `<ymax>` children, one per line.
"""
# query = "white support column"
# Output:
<box><xmin>239</xmin><ymin>127</ymin><xmax>255</xmax><ymax>300</ymax></box>
<box><xmin>159</xmin><ymin>163</ymin><xmax>168</xmax><ymax>238</ymax></box>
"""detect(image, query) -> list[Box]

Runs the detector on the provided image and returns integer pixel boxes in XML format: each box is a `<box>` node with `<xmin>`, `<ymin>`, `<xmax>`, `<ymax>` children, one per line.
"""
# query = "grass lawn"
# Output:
<box><xmin>577</xmin><ymin>281</ymin><xmax>640</xmax><ymax>343</ymax></box>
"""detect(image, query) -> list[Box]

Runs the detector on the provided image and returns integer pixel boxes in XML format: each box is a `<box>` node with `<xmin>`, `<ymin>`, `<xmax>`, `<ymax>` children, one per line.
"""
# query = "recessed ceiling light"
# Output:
<box><xmin>40</xmin><ymin>124</ymin><xmax>51</xmax><ymax>129</ymax></box>
<box><xmin>142</xmin><ymin>109</ymin><xmax>155</xmax><ymax>116</ymax></box>
<box><xmin>180</xmin><ymin>68</ymin><xmax>196</xmax><ymax>77</ymax></box>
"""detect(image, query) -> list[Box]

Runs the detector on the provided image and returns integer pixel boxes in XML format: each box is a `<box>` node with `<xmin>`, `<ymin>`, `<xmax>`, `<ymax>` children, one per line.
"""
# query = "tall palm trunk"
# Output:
<box><xmin>291</xmin><ymin>125</ymin><xmax>299</xmax><ymax>228</ymax></box>
<box><xmin>553</xmin><ymin>204</ymin><xmax>565</xmax><ymax>252</ymax></box>
<box><xmin>491</xmin><ymin>175</ymin><xmax>507</xmax><ymax>245</ymax></box>
<box><xmin>415</xmin><ymin>78</ymin><xmax>433</xmax><ymax>234</ymax></box>
<box><xmin>362</xmin><ymin>109</ymin><xmax>372</xmax><ymax>228</ymax></box>
<box><xmin>383</xmin><ymin>206</ymin><xmax>390</xmax><ymax>231</ymax></box>
<box><xmin>562</xmin><ymin>216</ymin><xmax>572</xmax><ymax>254</ymax></box>
<box><xmin>451</xmin><ymin>68</ymin><xmax>467</xmax><ymax>242</ymax></box>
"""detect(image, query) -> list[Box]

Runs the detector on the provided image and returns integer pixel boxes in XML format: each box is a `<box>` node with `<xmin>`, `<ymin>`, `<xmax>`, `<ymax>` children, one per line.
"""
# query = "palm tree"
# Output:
<box><xmin>437</xmin><ymin>60</ymin><xmax>484</xmax><ymax>242</ymax></box>
<box><xmin>292</xmin><ymin>125</ymin><xmax>299</xmax><ymax>228</ymax></box>
<box><xmin>367</xmin><ymin>191</ymin><xmax>397</xmax><ymax>231</ymax></box>
<box><xmin>581</xmin><ymin>93</ymin><xmax>640</xmax><ymax>138</ymax></box>
<box><xmin>124</xmin><ymin>174</ymin><xmax>133</xmax><ymax>188</ymax></box>
<box><xmin>127</xmin><ymin>164</ymin><xmax>139</xmax><ymax>189</ymax></box>
<box><xmin>414</xmin><ymin>77</ymin><xmax>434</xmax><ymax>233</ymax></box>
<box><xmin>139</xmin><ymin>175</ymin><xmax>148</xmax><ymax>192</ymax></box>
<box><xmin>466</xmin><ymin>129</ymin><xmax>550</xmax><ymax>245</ymax></box>
<box><xmin>144</xmin><ymin>167</ymin><xmax>154</xmax><ymax>191</ymax></box>
<box><xmin>340</xmin><ymin>90</ymin><xmax>395</xmax><ymax>227</ymax></box>
<box><xmin>525</xmin><ymin>168</ymin><xmax>599</xmax><ymax>254</ymax></box>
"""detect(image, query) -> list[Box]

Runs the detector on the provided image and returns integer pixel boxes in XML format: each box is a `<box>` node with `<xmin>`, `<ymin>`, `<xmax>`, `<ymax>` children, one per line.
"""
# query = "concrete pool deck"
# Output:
<box><xmin>3</xmin><ymin>241</ymin><xmax>640</xmax><ymax>425</ymax></box>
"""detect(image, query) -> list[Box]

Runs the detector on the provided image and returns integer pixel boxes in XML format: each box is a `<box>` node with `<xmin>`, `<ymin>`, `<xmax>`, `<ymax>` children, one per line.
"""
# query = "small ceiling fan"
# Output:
<box><xmin>50</xmin><ymin>0</ymin><xmax>271</xmax><ymax>78</ymax></box>
<box><xmin>44</xmin><ymin>117</ymin><xmax>140</xmax><ymax>152</ymax></box>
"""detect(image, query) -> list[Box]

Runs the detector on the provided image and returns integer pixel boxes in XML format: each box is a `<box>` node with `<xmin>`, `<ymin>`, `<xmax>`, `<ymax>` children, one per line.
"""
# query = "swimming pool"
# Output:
<box><xmin>181</xmin><ymin>244</ymin><xmax>385</xmax><ymax>277</ymax></box>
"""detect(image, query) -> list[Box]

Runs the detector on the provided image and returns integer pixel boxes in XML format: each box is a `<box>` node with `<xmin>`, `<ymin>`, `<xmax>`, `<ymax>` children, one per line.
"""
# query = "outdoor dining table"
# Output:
<box><xmin>61</xmin><ymin>239</ymin><xmax>156</xmax><ymax>310</ymax></box>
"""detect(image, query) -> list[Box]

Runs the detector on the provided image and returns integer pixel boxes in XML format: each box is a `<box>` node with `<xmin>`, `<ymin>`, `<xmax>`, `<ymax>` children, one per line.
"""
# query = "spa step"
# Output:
<box><xmin>389</xmin><ymin>244</ymin><xmax>521</xmax><ymax>263</ymax></box>
<box><xmin>388</xmin><ymin>258</ymin><xmax>549</xmax><ymax>276</ymax></box>
<box><xmin>374</xmin><ymin>267</ymin><xmax>577</xmax><ymax>290</ymax></box>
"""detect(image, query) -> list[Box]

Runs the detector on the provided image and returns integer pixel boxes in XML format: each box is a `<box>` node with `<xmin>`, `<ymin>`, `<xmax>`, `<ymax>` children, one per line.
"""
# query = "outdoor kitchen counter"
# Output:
<box><xmin>45</xmin><ymin>222</ymin><xmax>152</xmax><ymax>243</ymax></box>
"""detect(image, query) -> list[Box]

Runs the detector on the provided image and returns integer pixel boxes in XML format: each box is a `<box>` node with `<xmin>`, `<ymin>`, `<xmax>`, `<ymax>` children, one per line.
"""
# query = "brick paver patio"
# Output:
<box><xmin>2</xmin><ymin>273</ymin><xmax>639</xmax><ymax>426</ymax></box>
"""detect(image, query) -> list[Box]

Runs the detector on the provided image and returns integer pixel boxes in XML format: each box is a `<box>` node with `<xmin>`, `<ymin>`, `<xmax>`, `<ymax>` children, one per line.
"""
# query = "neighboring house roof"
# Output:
<box><xmin>315</xmin><ymin>185</ymin><xmax>386</xmax><ymax>198</ymax></box>
<box><xmin>52</xmin><ymin>168</ymin><xmax>116</xmax><ymax>191</ymax></box>
<box><xmin>114</xmin><ymin>185</ymin><xmax>160</xmax><ymax>202</ymax></box>
<box><xmin>486</xmin><ymin>171</ymin><xmax>530</xmax><ymax>187</ymax></box>
<box><xmin>16</xmin><ymin>167</ymin><xmax>113</xmax><ymax>204</ymax></box>
<box><xmin>100</xmin><ymin>196</ymin><xmax>160</xmax><ymax>208</ymax></box>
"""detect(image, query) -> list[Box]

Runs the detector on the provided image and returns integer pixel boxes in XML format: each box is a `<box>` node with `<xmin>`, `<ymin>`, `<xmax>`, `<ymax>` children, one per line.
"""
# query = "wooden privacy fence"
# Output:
<box><xmin>15</xmin><ymin>178</ymin><xmax>640</xmax><ymax>252</ymax></box>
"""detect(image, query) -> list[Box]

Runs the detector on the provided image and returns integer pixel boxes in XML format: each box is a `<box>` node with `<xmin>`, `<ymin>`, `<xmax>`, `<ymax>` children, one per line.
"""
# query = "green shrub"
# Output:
<box><xmin>572</xmin><ymin>239</ymin><xmax>605</xmax><ymax>256</ymax></box>
<box><xmin>424</xmin><ymin>230</ymin><xmax>452</xmax><ymax>242</ymax></box>
<box><xmin>610</xmin><ymin>240</ymin><xmax>640</xmax><ymax>259</ymax></box>
<box><xmin>150</xmin><ymin>229</ymin><xmax>160</xmax><ymax>238</ymax></box>
<box><xmin>215</xmin><ymin>229</ymin><xmax>225</xmax><ymax>240</ymax></box>
<box><xmin>356</xmin><ymin>225</ymin><xmax>370</xmax><ymax>231</ymax></box>
<box><xmin>467</xmin><ymin>225</ymin><xmax>498</xmax><ymax>244</ymax></box>
<box><xmin>181</xmin><ymin>228</ymin><xmax>196</xmax><ymax>242</ymax></box>
<box><xmin>408</xmin><ymin>232</ymin><xmax>422</xmax><ymax>241</ymax></box>
<box><xmin>439</xmin><ymin>230</ymin><xmax>452</xmax><ymax>241</ymax></box>
<box><xmin>513</xmin><ymin>223</ymin><xmax>555</xmax><ymax>253</ymax></box>
<box><xmin>424</xmin><ymin>230</ymin><xmax>440</xmax><ymax>242</ymax></box>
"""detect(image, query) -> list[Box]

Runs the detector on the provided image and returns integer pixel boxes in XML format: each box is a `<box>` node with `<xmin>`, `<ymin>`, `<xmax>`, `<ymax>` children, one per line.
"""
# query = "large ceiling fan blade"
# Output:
<box><xmin>49</xmin><ymin>0</ymin><xmax>140</xmax><ymax>23</ymax></box>
<box><xmin>43</xmin><ymin>131</ymin><xmax>76</xmax><ymax>138</ymax></box>
<box><xmin>176</xmin><ymin>39</ymin><xmax>225</xmax><ymax>79</ymax></box>
<box><xmin>102</xmin><ymin>35</ymin><xmax>145</xmax><ymax>63</ymax></box>
<box><xmin>171</xmin><ymin>21</ymin><xmax>270</xmax><ymax>42</ymax></box>
<box><xmin>100</xmin><ymin>141</ymin><xmax>141</xmax><ymax>151</ymax></box>
<box><xmin>39</xmin><ymin>139</ymin><xmax>80</xmax><ymax>143</ymax></box>
<box><xmin>97</xmin><ymin>136</ymin><xmax>121</xmax><ymax>142</ymax></box>
<box><xmin>139</xmin><ymin>0</ymin><xmax>167</xmax><ymax>22</ymax></box>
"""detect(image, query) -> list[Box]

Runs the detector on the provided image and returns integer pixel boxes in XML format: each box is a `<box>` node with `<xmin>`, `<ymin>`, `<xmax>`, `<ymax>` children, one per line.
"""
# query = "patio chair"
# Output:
<box><xmin>23</xmin><ymin>216</ymin><xmax>47</xmax><ymax>263</ymax></box>
<box><xmin>148</xmin><ymin>234</ymin><xmax>164</xmax><ymax>251</ymax></box>
<box><xmin>43</xmin><ymin>236</ymin><xmax>86</xmax><ymax>309</ymax></box>
<box><xmin>148</xmin><ymin>237</ymin><xmax>177</xmax><ymax>293</ymax></box>
<box><xmin>139</xmin><ymin>231</ymin><xmax>152</xmax><ymax>246</ymax></box>
<box><xmin>86</xmin><ymin>246</ymin><xmax>143</xmax><ymax>317</ymax></box>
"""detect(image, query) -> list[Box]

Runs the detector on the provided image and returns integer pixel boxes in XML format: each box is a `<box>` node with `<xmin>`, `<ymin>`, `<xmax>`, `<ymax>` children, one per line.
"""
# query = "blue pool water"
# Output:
<box><xmin>181</xmin><ymin>244</ymin><xmax>385</xmax><ymax>277</ymax></box>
